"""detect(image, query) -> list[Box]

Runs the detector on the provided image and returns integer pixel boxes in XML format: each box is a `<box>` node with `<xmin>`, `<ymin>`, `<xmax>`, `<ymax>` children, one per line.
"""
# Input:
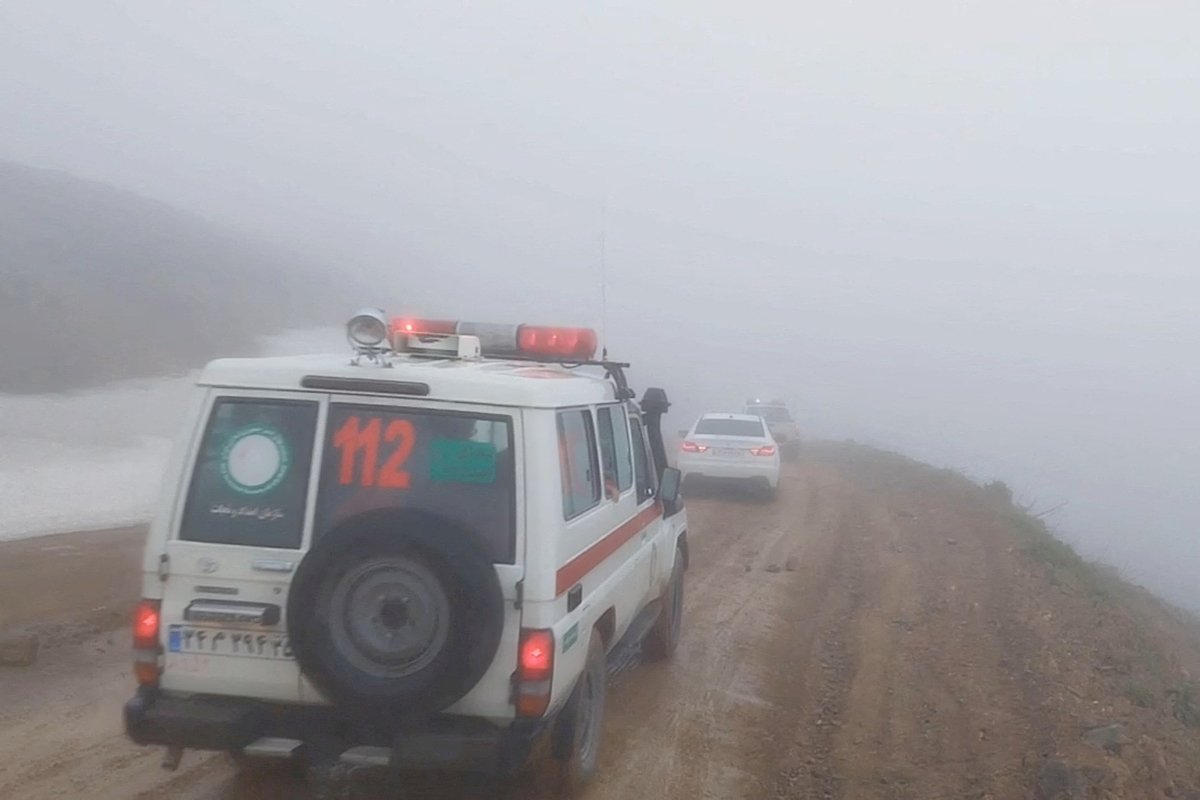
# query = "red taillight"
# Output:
<box><xmin>516</xmin><ymin>326</ymin><xmax>598</xmax><ymax>360</ymax></box>
<box><xmin>133</xmin><ymin>599</ymin><xmax>162</xmax><ymax>687</ymax></box>
<box><xmin>390</xmin><ymin>318</ymin><xmax>458</xmax><ymax>336</ymax></box>
<box><xmin>519</xmin><ymin>629</ymin><xmax>554</xmax><ymax>682</ymax></box>
<box><xmin>516</xmin><ymin>628</ymin><xmax>555</xmax><ymax>717</ymax></box>
<box><xmin>751</xmin><ymin>445</ymin><xmax>777</xmax><ymax>457</ymax></box>
<box><xmin>133</xmin><ymin>599</ymin><xmax>160</xmax><ymax>650</ymax></box>
<box><xmin>680</xmin><ymin>440</ymin><xmax>708</xmax><ymax>453</ymax></box>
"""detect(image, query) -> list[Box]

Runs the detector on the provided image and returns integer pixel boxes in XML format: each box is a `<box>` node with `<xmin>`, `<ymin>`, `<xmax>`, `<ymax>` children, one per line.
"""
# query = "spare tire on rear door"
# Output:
<box><xmin>287</xmin><ymin>508</ymin><xmax>505</xmax><ymax>716</ymax></box>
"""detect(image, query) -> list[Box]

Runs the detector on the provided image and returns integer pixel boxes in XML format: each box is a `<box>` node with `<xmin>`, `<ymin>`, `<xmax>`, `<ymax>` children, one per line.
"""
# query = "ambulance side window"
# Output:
<box><xmin>629</xmin><ymin>415</ymin><xmax>655</xmax><ymax>502</ymax></box>
<box><xmin>596</xmin><ymin>405</ymin><xmax>634</xmax><ymax>498</ymax></box>
<box><xmin>558</xmin><ymin>409</ymin><xmax>601</xmax><ymax>519</ymax></box>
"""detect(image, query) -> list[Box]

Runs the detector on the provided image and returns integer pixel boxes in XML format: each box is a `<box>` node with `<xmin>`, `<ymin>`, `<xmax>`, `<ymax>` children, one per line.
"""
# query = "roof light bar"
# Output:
<box><xmin>517</xmin><ymin>325</ymin><xmax>598</xmax><ymax>360</ymax></box>
<box><xmin>391</xmin><ymin>318</ymin><xmax>457</xmax><ymax>336</ymax></box>
<box><xmin>388</xmin><ymin>317</ymin><xmax>598</xmax><ymax>361</ymax></box>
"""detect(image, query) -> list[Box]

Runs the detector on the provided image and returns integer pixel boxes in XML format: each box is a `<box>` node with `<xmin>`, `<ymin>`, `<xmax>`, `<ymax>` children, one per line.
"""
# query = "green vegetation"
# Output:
<box><xmin>1124</xmin><ymin>681</ymin><xmax>1157</xmax><ymax>709</ymax></box>
<box><xmin>1169</xmin><ymin>683</ymin><xmax>1200</xmax><ymax>728</ymax></box>
<box><xmin>1004</xmin><ymin>510</ymin><xmax>1120</xmax><ymax>603</ymax></box>
<box><xmin>983</xmin><ymin>479</ymin><xmax>1014</xmax><ymax>504</ymax></box>
<box><xmin>985</xmin><ymin>475</ymin><xmax>1200</xmax><ymax>734</ymax></box>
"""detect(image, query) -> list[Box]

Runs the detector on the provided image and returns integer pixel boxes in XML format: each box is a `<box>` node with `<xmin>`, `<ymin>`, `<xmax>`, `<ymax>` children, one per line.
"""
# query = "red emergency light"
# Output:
<box><xmin>391</xmin><ymin>318</ymin><xmax>457</xmax><ymax>336</ymax></box>
<box><xmin>390</xmin><ymin>318</ymin><xmax>599</xmax><ymax>361</ymax></box>
<box><xmin>517</xmin><ymin>325</ymin><xmax>598</xmax><ymax>360</ymax></box>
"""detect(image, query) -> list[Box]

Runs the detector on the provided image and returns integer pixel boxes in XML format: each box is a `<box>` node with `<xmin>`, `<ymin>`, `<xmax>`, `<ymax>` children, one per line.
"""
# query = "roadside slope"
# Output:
<box><xmin>0</xmin><ymin>160</ymin><xmax>359</xmax><ymax>393</ymax></box>
<box><xmin>813</xmin><ymin>441</ymin><xmax>1200</xmax><ymax>799</ymax></box>
<box><xmin>3</xmin><ymin>444</ymin><xmax>1200</xmax><ymax>798</ymax></box>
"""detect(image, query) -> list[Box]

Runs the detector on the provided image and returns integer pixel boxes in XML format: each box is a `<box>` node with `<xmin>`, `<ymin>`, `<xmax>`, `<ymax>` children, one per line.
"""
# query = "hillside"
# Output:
<box><xmin>812</xmin><ymin>443</ymin><xmax>1200</xmax><ymax>799</ymax></box>
<box><xmin>2</xmin><ymin>443</ymin><xmax>1200</xmax><ymax>798</ymax></box>
<box><xmin>0</xmin><ymin>161</ymin><xmax>359</xmax><ymax>393</ymax></box>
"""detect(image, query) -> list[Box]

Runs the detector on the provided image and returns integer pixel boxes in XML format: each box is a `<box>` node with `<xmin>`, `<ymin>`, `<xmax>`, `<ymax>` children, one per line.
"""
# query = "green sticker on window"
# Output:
<box><xmin>429</xmin><ymin>438</ymin><xmax>497</xmax><ymax>484</ymax></box>
<box><xmin>219</xmin><ymin>424</ymin><xmax>291</xmax><ymax>496</ymax></box>
<box><xmin>562</xmin><ymin>623</ymin><xmax>579</xmax><ymax>653</ymax></box>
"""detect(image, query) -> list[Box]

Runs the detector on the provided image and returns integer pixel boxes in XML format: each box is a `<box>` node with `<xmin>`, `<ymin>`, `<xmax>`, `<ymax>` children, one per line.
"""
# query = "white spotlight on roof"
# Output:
<box><xmin>346</xmin><ymin>308</ymin><xmax>389</xmax><ymax>352</ymax></box>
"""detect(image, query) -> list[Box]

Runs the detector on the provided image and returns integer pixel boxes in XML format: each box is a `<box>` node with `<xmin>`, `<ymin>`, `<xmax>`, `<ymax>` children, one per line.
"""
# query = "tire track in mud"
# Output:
<box><xmin>890</xmin><ymin>491</ymin><xmax>1047</xmax><ymax>799</ymax></box>
<box><xmin>0</xmin><ymin>463</ymin><xmax>853</xmax><ymax>800</ymax></box>
<box><xmin>0</xmin><ymin>449</ymin><xmax>1065</xmax><ymax>800</ymax></box>
<box><xmin>588</xmin><ymin>470</ymin><xmax>834</xmax><ymax>800</ymax></box>
<box><xmin>754</xmin><ymin>481</ymin><xmax>867</xmax><ymax>800</ymax></box>
<box><xmin>815</xmin><ymin>456</ymin><xmax>1047</xmax><ymax>800</ymax></box>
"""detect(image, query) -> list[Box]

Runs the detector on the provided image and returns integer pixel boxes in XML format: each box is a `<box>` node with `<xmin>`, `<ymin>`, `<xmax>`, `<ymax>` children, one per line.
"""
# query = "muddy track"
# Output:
<box><xmin>0</xmin><ymin>450</ymin><xmax>1065</xmax><ymax>799</ymax></box>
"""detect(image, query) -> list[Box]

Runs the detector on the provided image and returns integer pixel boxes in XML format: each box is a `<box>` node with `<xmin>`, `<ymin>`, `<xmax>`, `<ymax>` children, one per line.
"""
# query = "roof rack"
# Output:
<box><xmin>501</xmin><ymin>356</ymin><xmax>635</xmax><ymax>400</ymax></box>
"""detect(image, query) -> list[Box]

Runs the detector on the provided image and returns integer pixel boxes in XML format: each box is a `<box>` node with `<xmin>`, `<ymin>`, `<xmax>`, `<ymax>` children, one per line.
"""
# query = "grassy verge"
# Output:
<box><xmin>984</xmin><ymin>478</ymin><xmax>1200</xmax><ymax>727</ymax></box>
<box><xmin>984</xmin><ymin>480</ymin><xmax>1123</xmax><ymax>603</ymax></box>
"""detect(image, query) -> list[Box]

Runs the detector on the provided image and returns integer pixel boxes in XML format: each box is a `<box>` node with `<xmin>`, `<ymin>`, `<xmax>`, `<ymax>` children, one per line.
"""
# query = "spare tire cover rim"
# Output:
<box><xmin>327</xmin><ymin>555</ymin><xmax>452</xmax><ymax>679</ymax></box>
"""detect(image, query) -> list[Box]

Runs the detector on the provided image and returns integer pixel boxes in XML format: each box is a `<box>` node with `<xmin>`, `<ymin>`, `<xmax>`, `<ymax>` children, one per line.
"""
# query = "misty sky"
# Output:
<box><xmin>1</xmin><ymin>2</ymin><xmax>1198</xmax><ymax>604</ymax></box>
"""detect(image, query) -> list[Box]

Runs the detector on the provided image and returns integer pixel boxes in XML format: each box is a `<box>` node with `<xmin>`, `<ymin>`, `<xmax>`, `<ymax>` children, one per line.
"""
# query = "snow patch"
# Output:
<box><xmin>0</xmin><ymin>327</ymin><xmax>338</xmax><ymax>541</ymax></box>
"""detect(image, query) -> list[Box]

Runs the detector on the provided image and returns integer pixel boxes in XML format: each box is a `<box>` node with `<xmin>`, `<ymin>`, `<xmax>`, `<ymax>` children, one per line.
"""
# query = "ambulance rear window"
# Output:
<box><xmin>179</xmin><ymin>398</ymin><xmax>318</xmax><ymax>549</ymax></box>
<box><xmin>313</xmin><ymin>404</ymin><xmax>516</xmax><ymax>564</ymax></box>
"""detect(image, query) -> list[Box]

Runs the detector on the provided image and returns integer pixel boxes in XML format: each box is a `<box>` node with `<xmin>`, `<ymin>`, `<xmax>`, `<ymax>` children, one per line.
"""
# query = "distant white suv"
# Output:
<box><xmin>677</xmin><ymin>412</ymin><xmax>780</xmax><ymax>500</ymax></box>
<box><xmin>743</xmin><ymin>398</ymin><xmax>801</xmax><ymax>459</ymax></box>
<box><xmin>124</xmin><ymin>311</ymin><xmax>688</xmax><ymax>796</ymax></box>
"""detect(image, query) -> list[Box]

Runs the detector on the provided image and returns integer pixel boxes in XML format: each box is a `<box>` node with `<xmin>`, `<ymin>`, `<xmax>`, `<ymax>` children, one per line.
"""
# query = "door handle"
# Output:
<box><xmin>251</xmin><ymin>559</ymin><xmax>295</xmax><ymax>573</ymax></box>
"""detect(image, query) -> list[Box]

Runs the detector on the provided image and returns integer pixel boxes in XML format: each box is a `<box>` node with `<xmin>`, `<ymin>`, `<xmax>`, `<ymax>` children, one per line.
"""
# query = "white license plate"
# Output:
<box><xmin>167</xmin><ymin>625</ymin><xmax>292</xmax><ymax>660</ymax></box>
<box><xmin>715</xmin><ymin>447</ymin><xmax>745</xmax><ymax>457</ymax></box>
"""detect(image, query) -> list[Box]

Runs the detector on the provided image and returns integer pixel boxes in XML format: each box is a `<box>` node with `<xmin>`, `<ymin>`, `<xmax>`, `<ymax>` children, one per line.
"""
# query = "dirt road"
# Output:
<box><xmin>0</xmin><ymin>446</ymin><xmax>1185</xmax><ymax>798</ymax></box>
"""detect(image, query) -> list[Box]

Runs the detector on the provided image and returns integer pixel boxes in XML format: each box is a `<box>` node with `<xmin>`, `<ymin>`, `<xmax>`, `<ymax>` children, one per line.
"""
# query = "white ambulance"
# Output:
<box><xmin>124</xmin><ymin>311</ymin><xmax>688</xmax><ymax>796</ymax></box>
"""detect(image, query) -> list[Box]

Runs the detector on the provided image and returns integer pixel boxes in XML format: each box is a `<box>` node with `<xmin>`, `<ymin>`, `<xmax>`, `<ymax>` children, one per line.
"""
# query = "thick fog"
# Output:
<box><xmin>1</xmin><ymin>3</ymin><xmax>1198</xmax><ymax>605</ymax></box>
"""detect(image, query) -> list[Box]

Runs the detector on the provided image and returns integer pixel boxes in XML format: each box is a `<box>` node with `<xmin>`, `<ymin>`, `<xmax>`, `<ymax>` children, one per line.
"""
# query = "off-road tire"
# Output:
<box><xmin>643</xmin><ymin>549</ymin><xmax>684</xmax><ymax>660</ymax></box>
<box><xmin>288</xmin><ymin>508</ymin><xmax>505</xmax><ymax>717</ymax></box>
<box><xmin>556</xmin><ymin>634</ymin><xmax>607</xmax><ymax>795</ymax></box>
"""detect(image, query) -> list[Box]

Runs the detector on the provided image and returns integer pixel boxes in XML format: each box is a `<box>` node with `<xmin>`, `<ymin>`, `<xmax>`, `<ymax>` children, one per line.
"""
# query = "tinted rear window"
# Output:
<box><xmin>180</xmin><ymin>398</ymin><xmax>318</xmax><ymax>549</ymax></box>
<box><xmin>694</xmin><ymin>418</ymin><xmax>765</xmax><ymax>437</ymax></box>
<box><xmin>315</xmin><ymin>405</ymin><xmax>516</xmax><ymax>563</ymax></box>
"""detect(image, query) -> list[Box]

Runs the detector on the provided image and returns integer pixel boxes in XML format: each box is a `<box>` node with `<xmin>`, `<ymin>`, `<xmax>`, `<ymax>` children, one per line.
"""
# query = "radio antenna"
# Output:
<box><xmin>599</xmin><ymin>199</ymin><xmax>609</xmax><ymax>361</ymax></box>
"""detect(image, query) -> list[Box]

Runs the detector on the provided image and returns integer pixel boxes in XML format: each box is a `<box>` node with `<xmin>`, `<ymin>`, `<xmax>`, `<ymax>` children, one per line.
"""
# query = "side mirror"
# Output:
<box><xmin>658</xmin><ymin>467</ymin><xmax>682</xmax><ymax>506</ymax></box>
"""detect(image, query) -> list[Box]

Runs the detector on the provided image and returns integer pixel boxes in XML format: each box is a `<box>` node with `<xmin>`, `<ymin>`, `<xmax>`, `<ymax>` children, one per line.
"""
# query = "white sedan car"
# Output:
<box><xmin>677</xmin><ymin>413</ymin><xmax>781</xmax><ymax>499</ymax></box>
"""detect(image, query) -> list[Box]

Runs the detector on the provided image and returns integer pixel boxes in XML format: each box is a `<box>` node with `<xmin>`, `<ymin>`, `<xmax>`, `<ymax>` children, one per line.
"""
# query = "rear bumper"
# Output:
<box><xmin>124</xmin><ymin>688</ymin><xmax>549</xmax><ymax>775</ymax></box>
<box><xmin>678</xmin><ymin>458</ymin><xmax>779</xmax><ymax>486</ymax></box>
